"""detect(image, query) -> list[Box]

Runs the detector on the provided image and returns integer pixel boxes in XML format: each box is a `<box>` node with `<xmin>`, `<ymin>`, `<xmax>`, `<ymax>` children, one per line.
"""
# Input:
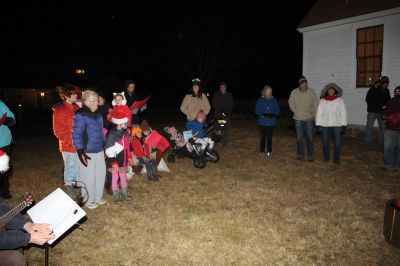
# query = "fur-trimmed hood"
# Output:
<box><xmin>320</xmin><ymin>83</ymin><xmax>343</xmax><ymax>98</ymax></box>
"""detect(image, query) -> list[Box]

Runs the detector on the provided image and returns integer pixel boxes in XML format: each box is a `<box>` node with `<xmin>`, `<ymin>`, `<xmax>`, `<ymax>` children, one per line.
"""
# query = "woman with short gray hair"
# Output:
<box><xmin>72</xmin><ymin>90</ymin><xmax>107</xmax><ymax>209</ymax></box>
<box><xmin>255</xmin><ymin>85</ymin><xmax>280</xmax><ymax>157</ymax></box>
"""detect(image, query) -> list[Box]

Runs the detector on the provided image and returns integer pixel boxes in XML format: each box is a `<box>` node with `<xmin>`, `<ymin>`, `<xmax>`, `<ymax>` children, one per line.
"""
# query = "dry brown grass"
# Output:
<box><xmin>7</xmin><ymin>120</ymin><xmax>400</xmax><ymax>265</ymax></box>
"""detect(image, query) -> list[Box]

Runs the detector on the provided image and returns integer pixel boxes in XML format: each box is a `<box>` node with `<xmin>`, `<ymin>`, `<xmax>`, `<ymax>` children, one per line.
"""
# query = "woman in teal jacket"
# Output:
<box><xmin>0</xmin><ymin>100</ymin><xmax>16</xmax><ymax>199</ymax></box>
<box><xmin>255</xmin><ymin>85</ymin><xmax>280</xmax><ymax>157</ymax></box>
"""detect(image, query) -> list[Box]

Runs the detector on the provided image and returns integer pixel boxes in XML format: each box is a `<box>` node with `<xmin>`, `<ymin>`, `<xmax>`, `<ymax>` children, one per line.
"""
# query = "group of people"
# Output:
<box><xmin>1</xmin><ymin>74</ymin><xmax>400</xmax><ymax>265</ymax></box>
<box><xmin>53</xmin><ymin>80</ymin><xmax>153</xmax><ymax>209</ymax></box>
<box><xmin>255</xmin><ymin>74</ymin><xmax>400</xmax><ymax>169</ymax></box>
<box><xmin>51</xmin><ymin>79</ymin><xmax>235</xmax><ymax>209</ymax></box>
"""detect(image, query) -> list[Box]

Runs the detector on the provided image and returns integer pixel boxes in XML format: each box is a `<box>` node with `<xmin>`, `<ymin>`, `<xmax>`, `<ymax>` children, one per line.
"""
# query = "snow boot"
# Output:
<box><xmin>66</xmin><ymin>185</ymin><xmax>76</xmax><ymax>200</ymax></box>
<box><xmin>113</xmin><ymin>189</ymin><xmax>122</xmax><ymax>204</ymax></box>
<box><xmin>121</xmin><ymin>186</ymin><xmax>132</xmax><ymax>201</ymax></box>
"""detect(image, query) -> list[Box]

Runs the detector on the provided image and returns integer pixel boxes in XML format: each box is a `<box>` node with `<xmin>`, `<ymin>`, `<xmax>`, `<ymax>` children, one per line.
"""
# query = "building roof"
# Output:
<box><xmin>298</xmin><ymin>0</ymin><xmax>400</xmax><ymax>29</ymax></box>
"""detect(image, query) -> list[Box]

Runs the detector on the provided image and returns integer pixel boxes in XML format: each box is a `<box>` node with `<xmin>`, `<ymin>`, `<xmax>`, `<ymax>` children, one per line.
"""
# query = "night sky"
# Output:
<box><xmin>1</xmin><ymin>1</ymin><xmax>317</xmax><ymax>103</ymax></box>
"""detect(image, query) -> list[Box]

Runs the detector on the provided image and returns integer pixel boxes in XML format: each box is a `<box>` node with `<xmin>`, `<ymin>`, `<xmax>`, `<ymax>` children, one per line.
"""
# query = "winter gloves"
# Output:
<box><xmin>340</xmin><ymin>126</ymin><xmax>347</xmax><ymax>135</ymax></box>
<box><xmin>262</xmin><ymin>113</ymin><xmax>276</xmax><ymax>119</ymax></box>
<box><xmin>77</xmin><ymin>149</ymin><xmax>91</xmax><ymax>167</ymax></box>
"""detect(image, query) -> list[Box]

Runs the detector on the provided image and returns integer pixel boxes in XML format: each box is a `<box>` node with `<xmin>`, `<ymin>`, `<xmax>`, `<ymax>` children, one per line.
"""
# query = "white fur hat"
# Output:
<box><xmin>0</xmin><ymin>150</ymin><xmax>10</xmax><ymax>173</ymax></box>
<box><xmin>111</xmin><ymin>91</ymin><xmax>127</xmax><ymax>106</ymax></box>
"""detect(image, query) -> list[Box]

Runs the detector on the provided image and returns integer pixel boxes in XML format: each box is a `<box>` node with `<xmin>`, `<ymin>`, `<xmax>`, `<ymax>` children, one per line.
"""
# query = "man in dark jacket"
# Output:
<box><xmin>0</xmin><ymin>204</ymin><xmax>55</xmax><ymax>265</ymax></box>
<box><xmin>212</xmin><ymin>82</ymin><xmax>234</xmax><ymax>147</ymax></box>
<box><xmin>123</xmin><ymin>80</ymin><xmax>143</xmax><ymax>125</ymax></box>
<box><xmin>382</xmin><ymin>86</ymin><xmax>400</xmax><ymax>171</ymax></box>
<box><xmin>365</xmin><ymin>76</ymin><xmax>391</xmax><ymax>145</ymax></box>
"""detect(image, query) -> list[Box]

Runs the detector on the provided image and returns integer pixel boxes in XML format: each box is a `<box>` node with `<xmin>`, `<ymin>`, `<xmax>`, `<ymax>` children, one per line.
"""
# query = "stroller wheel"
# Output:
<box><xmin>206</xmin><ymin>150</ymin><xmax>220</xmax><ymax>163</ymax></box>
<box><xmin>193</xmin><ymin>156</ymin><xmax>206</xmax><ymax>169</ymax></box>
<box><xmin>167</xmin><ymin>153</ymin><xmax>176</xmax><ymax>163</ymax></box>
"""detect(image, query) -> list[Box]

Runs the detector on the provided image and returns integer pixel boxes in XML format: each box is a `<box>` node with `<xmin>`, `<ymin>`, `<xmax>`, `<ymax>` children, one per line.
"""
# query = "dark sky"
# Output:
<box><xmin>0</xmin><ymin>0</ymin><xmax>317</xmax><ymax>102</ymax></box>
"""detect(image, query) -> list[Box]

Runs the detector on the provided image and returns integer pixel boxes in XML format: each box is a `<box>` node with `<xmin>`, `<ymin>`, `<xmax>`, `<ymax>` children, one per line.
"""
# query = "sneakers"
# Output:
<box><xmin>96</xmin><ymin>198</ymin><xmax>107</xmax><ymax>205</ymax></box>
<box><xmin>258</xmin><ymin>152</ymin><xmax>265</xmax><ymax>157</ymax></box>
<box><xmin>297</xmin><ymin>155</ymin><xmax>304</xmax><ymax>160</ymax></box>
<box><xmin>266</xmin><ymin>152</ymin><xmax>272</xmax><ymax>157</ymax></box>
<box><xmin>86</xmin><ymin>202</ymin><xmax>99</xmax><ymax>209</ymax></box>
<box><xmin>307</xmin><ymin>156</ymin><xmax>314</xmax><ymax>162</ymax></box>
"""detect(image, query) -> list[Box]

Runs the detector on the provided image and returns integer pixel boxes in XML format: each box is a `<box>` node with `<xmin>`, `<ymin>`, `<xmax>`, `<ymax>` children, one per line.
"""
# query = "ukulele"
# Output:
<box><xmin>0</xmin><ymin>192</ymin><xmax>34</xmax><ymax>227</ymax></box>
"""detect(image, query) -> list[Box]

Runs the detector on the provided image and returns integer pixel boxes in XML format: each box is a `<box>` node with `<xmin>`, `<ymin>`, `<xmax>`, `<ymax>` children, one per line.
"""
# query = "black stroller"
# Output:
<box><xmin>165</xmin><ymin>117</ymin><xmax>226</xmax><ymax>169</ymax></box>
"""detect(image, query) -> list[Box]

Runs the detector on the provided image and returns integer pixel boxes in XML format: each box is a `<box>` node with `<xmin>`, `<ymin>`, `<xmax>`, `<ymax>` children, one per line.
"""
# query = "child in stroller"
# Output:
<box><xmin>163</xmin><ymin>112</ymin><xmax>223</xmax><ymax>168</ymax></box>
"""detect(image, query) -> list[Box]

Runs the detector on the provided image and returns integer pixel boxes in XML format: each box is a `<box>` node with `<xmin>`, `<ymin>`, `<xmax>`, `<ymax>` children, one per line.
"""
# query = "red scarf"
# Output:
<box><xmin>321</xmin><ymin>95</ymin><xmax>338</xmax><ymax>101</ymax></box>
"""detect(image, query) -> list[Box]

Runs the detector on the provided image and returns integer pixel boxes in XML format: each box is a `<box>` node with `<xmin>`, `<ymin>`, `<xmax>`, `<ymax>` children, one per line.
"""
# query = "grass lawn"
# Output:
<box><xmin>6</xmin><ymin>119</ymin><xmax>400</xmax><ymax>265</ymax></box>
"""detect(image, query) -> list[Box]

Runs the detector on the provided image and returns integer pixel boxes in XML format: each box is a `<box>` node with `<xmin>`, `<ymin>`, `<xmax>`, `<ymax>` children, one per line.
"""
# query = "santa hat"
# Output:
<box><xmin>111</xmin><ymin>108</ymin><xmax>129</xmax><ymax>125</ymax></box>
<box><xmin>0</xmin><ymin>150</ymin><xmax>10</xmax><ymax>173</ymax></box>
<box><xmin>111</xmin><ymin>91</ymin><xmax>127</xmax><ymax>106</ymax></box>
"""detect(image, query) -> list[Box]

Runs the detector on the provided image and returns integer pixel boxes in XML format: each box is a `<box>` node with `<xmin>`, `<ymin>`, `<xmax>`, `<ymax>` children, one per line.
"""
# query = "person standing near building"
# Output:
<box><xmin>288</xmin><ymin>76</ymin><xmax>318</xmax><ymax>161</ymax></box>
<box><xmin>315</xmin><ymin>83</ymin><xmax>347</xmax><ymax>164</ymax></box>
<box><xmin>0</xmin><ymin>100</ymin><xmax>16</xmax><ymax>200</ymax></box>
<box><xmin>365</xmin><ymin>76</ymin><xmax>391</xmax><ymax>146</ymax></box>
<box><xmin>212</xmin><ymin>82</ymin><xmax>234</xmax><ymax>147</ymax></box>
<box><xmin>255</xmin><ymin>85</ymin><xmax>280</xmax><ymax>157</ymax></box>
<box><xmin>52</xmin><ymin>85</ymin><xmax>80</xmax><ymax>200</ymax></box>
<box><xmin>382</xmin><ymin>86</ymin><xmax>400</xmax><ymax>171</ymax></box>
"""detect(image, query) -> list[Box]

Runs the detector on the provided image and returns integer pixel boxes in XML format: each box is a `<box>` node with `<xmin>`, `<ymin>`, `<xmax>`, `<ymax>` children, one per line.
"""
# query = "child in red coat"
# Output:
<box><xmin>131</xmin><ymin>127</ymin><xmax>158</xmax><ymax>181</ymax></box>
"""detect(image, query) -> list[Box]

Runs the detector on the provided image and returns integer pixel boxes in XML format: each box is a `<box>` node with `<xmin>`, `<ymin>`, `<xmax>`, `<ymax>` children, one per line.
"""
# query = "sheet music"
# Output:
<box><xmin>27</xmin><ymin>188</ymin><xmax>86</xmax><ymax>244</ymax></box>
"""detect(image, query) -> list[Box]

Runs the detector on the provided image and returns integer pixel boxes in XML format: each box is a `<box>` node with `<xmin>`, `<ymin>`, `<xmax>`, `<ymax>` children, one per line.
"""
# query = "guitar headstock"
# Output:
<box><xmin>23</xmin><ymin>192</ymin><xmax>34</xmax><ymax>206</ymax></box>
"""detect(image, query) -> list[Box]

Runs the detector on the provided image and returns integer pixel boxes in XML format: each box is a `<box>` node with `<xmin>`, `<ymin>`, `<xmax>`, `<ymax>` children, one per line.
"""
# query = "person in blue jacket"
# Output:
<box><xmin>72</xmin><ymin>90</ymin><xmax>107</xmax><ymax>210</ymax></box>
<box><xmin>255</xmin><ymin>85</ymin><xmax>280</xmax><ymax>157</ymax></box>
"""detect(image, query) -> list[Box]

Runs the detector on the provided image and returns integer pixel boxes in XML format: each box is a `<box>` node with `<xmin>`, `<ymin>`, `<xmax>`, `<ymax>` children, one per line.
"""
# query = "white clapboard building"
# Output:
<box><xmin>298</xmin><ymin>0</ymin><xmax>400</xmax><ymax>130</ymax></box>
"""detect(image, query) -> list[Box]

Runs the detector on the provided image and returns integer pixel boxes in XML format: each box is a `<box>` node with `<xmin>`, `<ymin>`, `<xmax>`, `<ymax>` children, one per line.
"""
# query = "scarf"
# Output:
<box><xmin>321</xmin><ymin>95</ymin><xmax>338</xmax><ymax>101</ymax></box>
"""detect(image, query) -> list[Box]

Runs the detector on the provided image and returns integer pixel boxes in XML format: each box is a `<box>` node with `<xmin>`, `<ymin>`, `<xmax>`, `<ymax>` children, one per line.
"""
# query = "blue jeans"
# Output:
<box><xmin>322</xmin><ymin>127</ymin><xmax>341</xmax><ymax>162</ymax></box>
<box><xmin>364</xmin><ymin>112</ymin><xmax>384</xmax><ymax>145</ymax></box>
<box><xmin>384</xmin><ymin>130</ymin><xmax>400</xmax><ymax>169</ymax></box>
<box><xmin>62</xmin><ymin>152</ymin><xmax>80</xmax><ymax>186</ymax></box>
<box><xmin>295</xmin><ymin>120</ymin><xmax>314</xmax><ymax>156</ymax></box>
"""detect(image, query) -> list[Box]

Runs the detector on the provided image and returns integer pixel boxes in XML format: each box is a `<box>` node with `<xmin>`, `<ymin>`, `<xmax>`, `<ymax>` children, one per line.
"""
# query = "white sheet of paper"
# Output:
<box><xmin>27</xmin><ymin>188</ymin><xmax>86</xmax><ymax>244</ymax></box>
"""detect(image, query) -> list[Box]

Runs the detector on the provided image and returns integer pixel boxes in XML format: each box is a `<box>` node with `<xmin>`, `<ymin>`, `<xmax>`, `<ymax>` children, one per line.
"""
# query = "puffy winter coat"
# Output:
<box><xmin>105</xmin><ymin>127</ymin><xmax>132</xmax><ymax>167</ymax></box>
<box><xmin>255</xmin><ymin>96</ymin><xmax>280</xmax><ymax>127</ymax></box>
<box><xmin>316</xmin><ymin>97</ymin><xmax>347</xmax><ymax>127</ymax></box>
<box><xmin>52</xmin><ymin>101</ymin><xmax>80</xmax><ymax>152</ymax></box>
<box><xmin>72</xmin><ymin>105</ymin><xmax>105</xmax><ymax>153</ymax></box>
<box><xmin>180</xmin><ymin>93</ymin><xmax>211</xmax><ymax>120</ymax></box>
<box><xmin>131</xmin><ymin>136</ymin><xmax>151</xmax><ymax>158</ymax></box>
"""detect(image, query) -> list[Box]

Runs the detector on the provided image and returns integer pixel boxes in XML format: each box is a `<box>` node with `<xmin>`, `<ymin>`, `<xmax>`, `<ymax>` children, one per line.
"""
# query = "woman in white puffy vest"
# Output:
<box><xmin>315</xmin><ymin>83</ymin><xmax>347</xmax><ymax>164</ymax></box>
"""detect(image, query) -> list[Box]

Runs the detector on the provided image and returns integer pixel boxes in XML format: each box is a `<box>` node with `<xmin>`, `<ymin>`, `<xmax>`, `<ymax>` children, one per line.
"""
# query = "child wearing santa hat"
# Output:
<box><xmin>107</xmin><ymin>92</ymin><xmax>132</xmax><ymax>130</ymax></box>
<box><xmin>105</xmin><ymin>109</ymin><xmax>134</xmax><ymax>203</ymax></box>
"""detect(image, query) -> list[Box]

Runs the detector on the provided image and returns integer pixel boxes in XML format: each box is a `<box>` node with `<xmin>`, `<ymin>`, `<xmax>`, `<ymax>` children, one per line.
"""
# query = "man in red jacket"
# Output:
<box><xmin>52</xmin><ymin>84</ymin><xmax>80</xmax><ymax>199</ymax></box>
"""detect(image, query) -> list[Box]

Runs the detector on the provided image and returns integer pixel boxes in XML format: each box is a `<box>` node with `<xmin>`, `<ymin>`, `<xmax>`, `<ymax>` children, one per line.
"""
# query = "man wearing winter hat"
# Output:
<box><xmin>288</xmin><ymin>76</ymin><xmax>319</xmax><ymax>161</ymax></box>
<box><xmin>365</xmin><ymin>76</ymin><xmax>391</xmax><ymax>145</ymax></box>
<box><xmin>382</xmin><ymin>85</ymin><xmax>400</xmax><ymax>171</ymax></box>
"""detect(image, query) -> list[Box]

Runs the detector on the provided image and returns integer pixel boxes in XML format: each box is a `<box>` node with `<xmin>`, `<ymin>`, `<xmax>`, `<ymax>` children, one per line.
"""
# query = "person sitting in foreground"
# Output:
<box><xmin>0</xmin><ymin>203</ymin><xmax>55</xmax><ymax>266</ymax></box>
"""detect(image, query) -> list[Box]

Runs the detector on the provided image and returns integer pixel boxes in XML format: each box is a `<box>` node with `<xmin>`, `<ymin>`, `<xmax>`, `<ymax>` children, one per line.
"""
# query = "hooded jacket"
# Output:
<box><xmin>52</xmin><ymin>101</ymin><xmax>80</xmax><ymax>152</ymax></box>
<box><xmin>316</xmin><ymin>83</ymin><xmax>347</xmax><ymax>127</ymax></box>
